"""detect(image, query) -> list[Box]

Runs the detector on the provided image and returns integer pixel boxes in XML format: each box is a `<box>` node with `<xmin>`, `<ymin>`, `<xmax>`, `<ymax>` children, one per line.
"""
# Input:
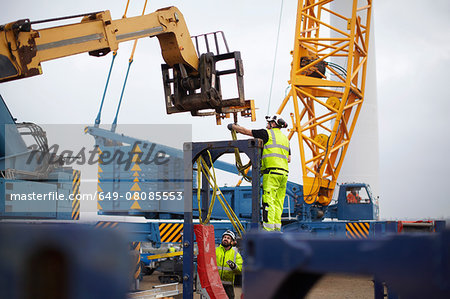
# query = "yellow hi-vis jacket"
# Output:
<box><xmin>261</xmin><ymin>128</ymin><xmax>290</xmax><ymax>172</ymax></box>
<box><xmin>216</xmin><ymin>245</ymin><xmax>243</xmax><ymax>285</ymax></box>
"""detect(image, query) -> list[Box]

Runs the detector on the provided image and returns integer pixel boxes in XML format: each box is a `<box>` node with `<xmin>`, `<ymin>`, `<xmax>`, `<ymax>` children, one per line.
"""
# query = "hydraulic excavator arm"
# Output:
<box><xmin>0</xmin><ymin>6</ymin><xmax>252</xmax><ymax>119</ymax></box>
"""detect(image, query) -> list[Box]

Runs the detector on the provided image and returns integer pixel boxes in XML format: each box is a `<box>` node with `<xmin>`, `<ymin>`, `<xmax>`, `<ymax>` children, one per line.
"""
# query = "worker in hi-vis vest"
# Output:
<box><xmin>216</xmin><ymin>230</ymin><xmax>243</xmax><ymax>299</ymax></box>
<box><xmin>228</xmin><ymin>114</ymin><xmax>291</xmax><ymax>231</ymax></box>
<box><xmin>347</xmin><ymin>189</ymin><xmax>362</xmax><ymax>203</ymax></box>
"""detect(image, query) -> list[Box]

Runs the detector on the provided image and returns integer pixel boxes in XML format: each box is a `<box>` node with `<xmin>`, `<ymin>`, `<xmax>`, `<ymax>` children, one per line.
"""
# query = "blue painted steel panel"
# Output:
<box><xmin>0</xmin><ymin>168</ymin><xmax>74</xmax><ymax>219</ymax></box>
<box><xmin>283</xmin><ymin>220</ymin><xmax>401</xmax><ymax>238</ymax></box>
<box><xmin>243</xmin><ymin>229</ymin><xmax>450</xmax><ymax>298</ymax></box>
<box><xmin>0</xmin><ymin>223</ymin><xmax>129</xmax><ymax>299</ymax></box>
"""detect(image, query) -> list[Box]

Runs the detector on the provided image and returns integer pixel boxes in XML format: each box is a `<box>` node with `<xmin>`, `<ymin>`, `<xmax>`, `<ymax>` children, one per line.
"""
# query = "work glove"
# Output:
<box><xmin>226</xmin><ymin>260</ymin><xmax>236</xmax><ymax>270</ymax></box>
<box><xmin>227</xmin><ymin>123</ymin><xmax>234</xmax><ymax>131</ymax></box>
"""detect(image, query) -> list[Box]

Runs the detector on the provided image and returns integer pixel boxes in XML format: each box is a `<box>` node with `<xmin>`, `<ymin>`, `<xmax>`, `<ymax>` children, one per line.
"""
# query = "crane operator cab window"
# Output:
<box><xmin>346</xmin><ymin>187</ymin><xmax>370</xmax><ymax>204</ymax></box>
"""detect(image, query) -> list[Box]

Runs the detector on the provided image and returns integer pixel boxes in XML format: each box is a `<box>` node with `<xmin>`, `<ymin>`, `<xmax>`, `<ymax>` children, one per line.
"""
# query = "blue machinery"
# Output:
<box><xmin>1</xmin><ymin>119</ymin><xmax>448</xmax><ymax>297</ymax></box>
<box><xmin>180</xmin><ymin>139</ymin><xmax>449</xmax><ymax>299</ymax></box>
<box><xmin>87</xmin><ymin>125</ymin><xmax>384</xmax><ymax>229</ymax></box>
<box><xmin>243</xmin><ymin>229</ymin><xmax>450</xmax><ymax>298</ymax></box>
<box><xmin>0</xmin><ymin>95</ymin><xmax>77</xmax><ymax>220</ymax></box>
<box><xmin>84</xmin><ymin>126</ymin><xmax>448</xmax><ymax>297</ymax></box>
<box><xmin>2</xmin><ymin>111</ymin><xmax>448</xmax><ymax>297</ymax></box>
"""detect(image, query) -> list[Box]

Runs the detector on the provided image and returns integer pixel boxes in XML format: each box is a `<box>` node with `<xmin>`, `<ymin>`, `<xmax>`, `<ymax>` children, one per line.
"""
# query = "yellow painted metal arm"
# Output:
<box><xmin>147</xmin><ymin>251</ymin><xmax>183</xmax><ymax>260</ymax></box>
<box><xmin>0</xmin><ymin>6</ymin><xmax>198</xmax><ymax>83</ymax></box>
<box><xmin>112</xmin><ymin>7</ymin><xmax>198</xmax><ymax>71</ymax></box>
<box><xmin>276</xmin><ymin>0</ymin><xmax>372</xmax><ymax>206</ymax></box>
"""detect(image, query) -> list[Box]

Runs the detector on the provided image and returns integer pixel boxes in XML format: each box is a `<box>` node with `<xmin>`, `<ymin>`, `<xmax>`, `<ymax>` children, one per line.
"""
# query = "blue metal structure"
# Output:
<box><xmin>85</xmin><ymin>128</ymin><xmax>445</xmax><ymax>297</ymax></box>
<box><xmin>182</xmin><ymin>139</ymin><xmax>262</xmax><ymax>298</ymax></box>
<box><xmin>86</xmin><ymin>126</ymin><xmax>186</xmax><ymax>218</ymax></box>
<box><xmin>0</xmin><ymin>223</ymin><xmax>130</xmax><ymax>299</ymax></box>
<box><xmin>243</xmin><ymin>229</ymin><xmax>450</xmax><ymax>299</ymax></box>
<box><xmin>299</xmin><ymin>182</ymin><xmax>378</xmax><ymax>221</ymax></box>
<box><xmin>0</xmin><ymin>95</ymin><xmax>77</xmax><ymax>220</ymax></box>
<box><xmin>282</xmin><ymin>220</ymin><xmax>399</xmax><ymax>238</ymax></box>
<box><xmin>87</xmin><ymin>126</ymin><xmax>379</xmax><ymax>225</ymax></box>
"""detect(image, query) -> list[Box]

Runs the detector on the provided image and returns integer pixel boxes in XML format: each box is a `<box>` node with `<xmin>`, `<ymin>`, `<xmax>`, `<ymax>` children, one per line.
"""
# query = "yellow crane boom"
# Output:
<box><xmin>277</xmin><ymin>0</ymin><xmax>372</xmax><ymax>205</ymax></box>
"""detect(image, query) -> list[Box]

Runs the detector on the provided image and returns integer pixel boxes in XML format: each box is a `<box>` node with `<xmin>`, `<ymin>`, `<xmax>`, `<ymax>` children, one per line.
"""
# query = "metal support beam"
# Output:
<box><xmin>182</xmin><ymin>142</ymin><xmax>194</xmax><ymax>298</ymax></box>
<box><xmin>182</xmin><ymin>138</ymin><xmax>262</xmax><ymax>298</ymax></box>
<box><xmin>243</xmin><ymin>229</ymin><xmax>450</xmax><ymax>298</ymax></box>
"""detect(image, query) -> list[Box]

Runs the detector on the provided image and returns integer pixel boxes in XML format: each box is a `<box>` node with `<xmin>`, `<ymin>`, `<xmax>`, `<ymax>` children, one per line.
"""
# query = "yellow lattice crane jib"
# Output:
<box><xmin>276</xmin><ymin>0</ymin><xmax>373</xmax><ymax>206</ymax></box>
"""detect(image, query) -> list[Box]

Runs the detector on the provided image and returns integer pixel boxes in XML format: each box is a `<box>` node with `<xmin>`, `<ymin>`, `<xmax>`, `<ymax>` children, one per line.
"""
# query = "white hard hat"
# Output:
<box><xmin>222</xmin><ymin>230</ymin><xmax>236</xmax><ymax>241</ymax></box>
<box><xmin>265</xmin><ymin>114</ymin><xmax>288</xmax><ymax>128</ymax></box>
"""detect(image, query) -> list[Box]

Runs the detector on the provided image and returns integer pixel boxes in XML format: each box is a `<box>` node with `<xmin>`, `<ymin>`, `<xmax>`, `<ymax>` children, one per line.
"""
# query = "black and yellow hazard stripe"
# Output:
<box><xmin>95</xmin><ymin>221</ymin><xmax>119</xmax><ymax>229</ymax></box>
<box><xmin>71</xmin><ymin>170</ymin><xmax>81</xmax><ymax>220</ymax></box>
<box><xmin>159</xmin><ymin>223</ymin><xmax>183</xmax><ymax>243</ymax></box>
<box><xmin>346</xmin><ymin>222</ymin><xmax>370</xmax><ymax>239</ymax></box>
<box><xmin>130</xmin><ymin>242</ymin><xmax>141</xmax><ymax>280</ymax></box>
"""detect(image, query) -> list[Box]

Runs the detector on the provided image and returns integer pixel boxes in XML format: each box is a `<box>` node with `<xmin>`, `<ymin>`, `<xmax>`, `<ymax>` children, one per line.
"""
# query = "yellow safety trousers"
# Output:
<box><xmin>262</xmin><ymin>171</ymin><xmax>288</xmax><ymax>231</ymax></box>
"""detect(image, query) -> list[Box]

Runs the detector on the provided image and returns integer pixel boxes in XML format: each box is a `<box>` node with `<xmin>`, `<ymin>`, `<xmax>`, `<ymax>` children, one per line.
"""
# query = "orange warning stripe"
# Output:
<box><xmin>71</xmin><ymin>170</ymin><xmax>81</xmax><ymax>220</ymax></box>
<box><xmin>159</xmin><ymin>223</ymin><xmax>183</xmax><ymax>243</ymax></box>
<box><xmin>346</xmin><ymin>222</ymin><xmax>370</xmax><ymax>239</ymax></box>
<box><xmin>360</xmin><ymin>222</ymin><xmax>370</xmax><ymax>234</ymax></box>
<box><xmin>131</xmin><ymin>241</ymin><xmax>141</xmax><ymax>251</ymax></box>
<box><xmin>97</xmin><ymin>153</ymin><xmax>103</xmax><ymax>210</ymax></box>
<box><xmin>131</xmin><ymin>241</ymin><xmax>141</xmax><ymax>280</ymax></box>
<box><xmin>95</xmin><ymin>221</ymin><xmax>119</xmax><ymax>229</ymax></box>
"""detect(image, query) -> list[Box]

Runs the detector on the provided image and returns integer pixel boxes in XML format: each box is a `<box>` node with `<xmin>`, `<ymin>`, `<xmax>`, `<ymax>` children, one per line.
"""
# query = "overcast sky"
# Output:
<box><xmin>1</xmin><ymin>0</ymin><xmax>449</xmax><ymax>220</ymax></box>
